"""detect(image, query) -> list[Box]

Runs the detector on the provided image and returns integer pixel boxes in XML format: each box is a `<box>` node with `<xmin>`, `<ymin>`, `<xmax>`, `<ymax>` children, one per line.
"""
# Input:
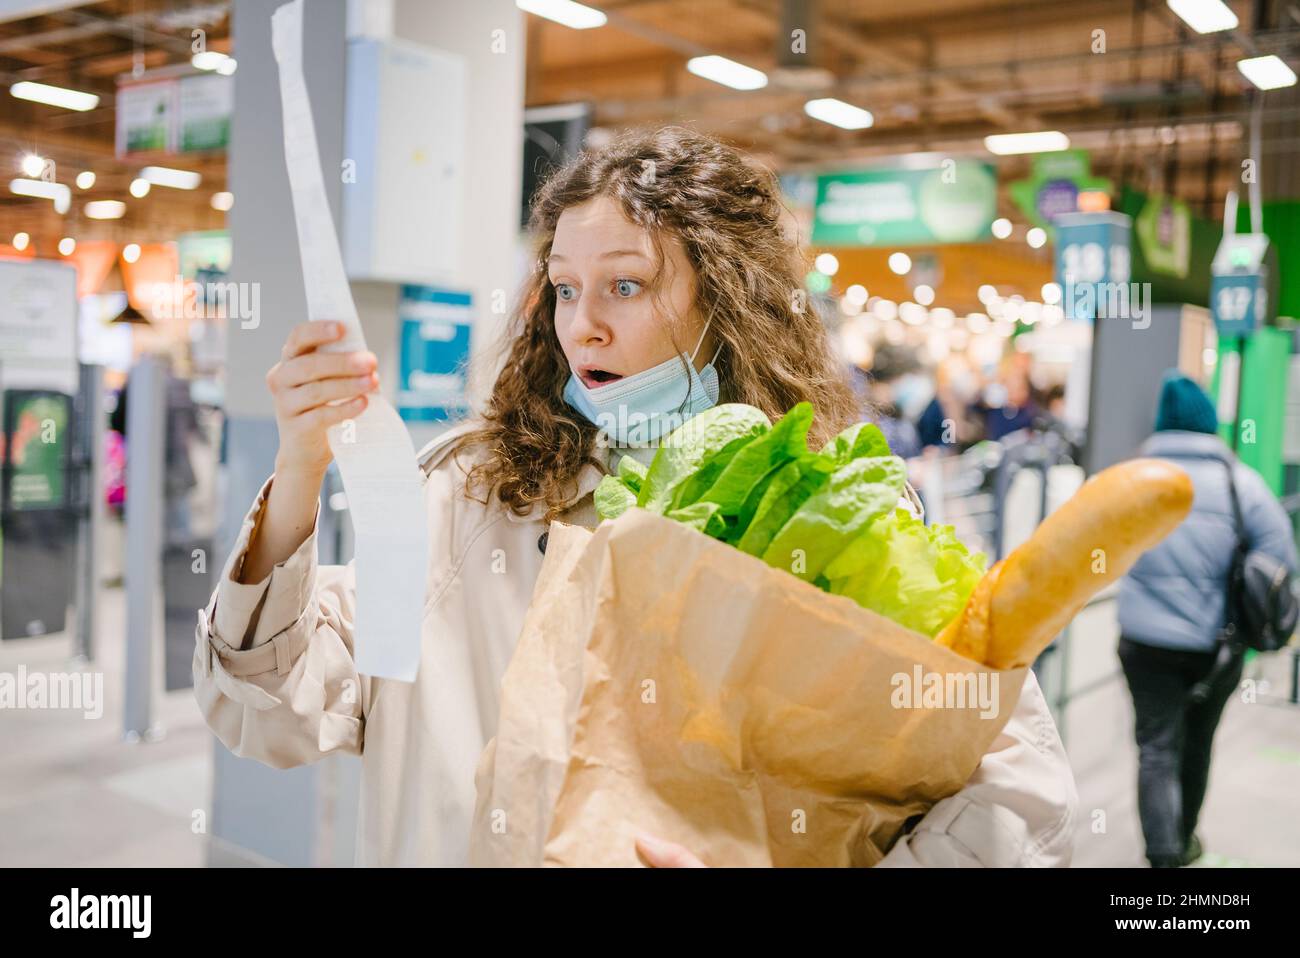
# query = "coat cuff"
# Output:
<box><xmin>209</xmin><ymin>473</ymin><xmax>321</xmax><ymax>652</ymax></box>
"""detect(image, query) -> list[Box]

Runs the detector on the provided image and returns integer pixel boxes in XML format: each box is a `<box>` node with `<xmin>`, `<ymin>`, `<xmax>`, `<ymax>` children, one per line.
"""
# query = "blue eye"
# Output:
<box><xmin>614</xmin><ymin>278</ymin><xmax>642</xmax><ymax>297</ymax></box>
<box><xmin>554</xmin><ymin>283</ymin><xmax>576</xmax><ymax>302</ymax></box>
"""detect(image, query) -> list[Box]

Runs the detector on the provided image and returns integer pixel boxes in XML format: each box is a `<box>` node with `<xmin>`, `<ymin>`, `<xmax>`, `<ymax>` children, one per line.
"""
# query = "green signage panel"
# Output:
<box><xmin>811</xmin><ymin>161</ymin><xmax>997</xmax><ymax>247</ymax></box>
<box><xmin>4</xmin><ymin>392</ymin><xmax>69</xmax><ymax>511</ymax></box>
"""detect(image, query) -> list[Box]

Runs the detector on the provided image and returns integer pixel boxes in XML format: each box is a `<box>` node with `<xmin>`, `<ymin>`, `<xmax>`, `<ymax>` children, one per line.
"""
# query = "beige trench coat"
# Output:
<box><xmin>193</xmin><ymin>421</ymin><xmax>1078</xmax><ymax>866</ymax></box>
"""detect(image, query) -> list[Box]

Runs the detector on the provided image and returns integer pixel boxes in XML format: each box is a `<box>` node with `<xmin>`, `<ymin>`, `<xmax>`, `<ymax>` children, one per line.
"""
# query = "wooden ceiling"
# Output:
<box><xmin>525</xmin><ymin>0</ymin><xmax>1295</xmax><ymax>218</ymax></box>
<box><xmin>1</xmin><ymin>0</ymin><xmax>1294</xmax><ymax>259</ymax></box>
<box><xmin>0</xmin><ymin>0</ymin><xmax>230</xmax><ymax>254</ymax></box>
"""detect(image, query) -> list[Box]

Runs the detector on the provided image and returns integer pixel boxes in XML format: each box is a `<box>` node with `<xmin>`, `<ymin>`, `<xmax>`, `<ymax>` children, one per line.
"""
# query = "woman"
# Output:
<box><xmin>1118</xmin><ymin>371</ymin><xmax>1297</xmax><ymax>867</ymax></box>
<box><xmin>194</xmin><ymin>127</ymin><xmax>1076</xmax><ymax>867</ymax></box>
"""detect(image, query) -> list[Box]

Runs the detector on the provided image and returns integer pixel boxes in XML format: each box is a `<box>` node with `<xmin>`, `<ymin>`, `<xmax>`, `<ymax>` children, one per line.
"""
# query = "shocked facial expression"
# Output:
<box><xmin>549</xmin><ymin>195</ymin><xmax>712</xmax><ymax>390</ymax></box>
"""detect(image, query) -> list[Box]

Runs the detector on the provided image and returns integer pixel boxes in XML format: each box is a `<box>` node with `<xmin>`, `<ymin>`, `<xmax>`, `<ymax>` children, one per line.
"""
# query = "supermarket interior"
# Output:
<box><xmin>1</xmin><ymin>0</ymin><xmax>1300</xmax><ymax>871</ymax></box>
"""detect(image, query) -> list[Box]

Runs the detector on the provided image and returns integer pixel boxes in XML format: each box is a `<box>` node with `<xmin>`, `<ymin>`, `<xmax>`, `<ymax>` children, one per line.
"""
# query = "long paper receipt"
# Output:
<box><xmin>271</xmin><ymin>0</ymin><xmax>429</xmax><ymax>682</ymax></box>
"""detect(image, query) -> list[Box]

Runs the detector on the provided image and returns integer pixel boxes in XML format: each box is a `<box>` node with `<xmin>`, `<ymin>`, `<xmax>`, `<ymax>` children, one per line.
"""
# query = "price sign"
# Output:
<box><xmin>1210</xmin><ymin>233</ymin><xmax>1272</xmax><ymax>339</ymax></box>
<box><xmin>1211</xmin><ymin>273</ymin><xmax>1265</xmax><ymax>338</ymax></box>
<box><xmin>1054</xmin><ymin>211</ymin><xmax>1132</xmax><ymax>322</ymax></box>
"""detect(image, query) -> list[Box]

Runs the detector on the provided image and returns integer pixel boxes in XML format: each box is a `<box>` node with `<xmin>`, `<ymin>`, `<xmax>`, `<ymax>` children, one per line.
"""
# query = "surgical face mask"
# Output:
<box><xmin>563</xmin><ymin>321</ymin><xmax>722</xmax><ymax>448</ymax></box>
<box><xmin>949</xmin><ymin>371</ymin><xmax>978</xmax><ymax>404</ymax></box>
<box><xmin>892</xmin><ymin>373</ymin><xmax>934</xmax><ymax>419</ymax></box>
<box><xmin>982</xmin><ymin>382</ymin><xmax>1009</xmax><ymax>408</ymax></box>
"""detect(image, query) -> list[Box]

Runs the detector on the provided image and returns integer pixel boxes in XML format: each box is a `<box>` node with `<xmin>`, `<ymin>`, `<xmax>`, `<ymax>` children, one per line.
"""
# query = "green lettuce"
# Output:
<box><xmin>823</xmin><ymin>508</ymin><xmax>987</xmax><ymax>638</ymax></box>
<box><xmin>590</xmin><ymin>401</ymin><xmax>988</xmax><ymax>641</ymax></box>
<box><xmin>637</xmin><ymin>404</ymin><xmax>770</xmax><ymax>514</ymax></box>
<box><xmin>594</xmin><ymin>474</ymin><xmax>638</xmax><ymax>520</ymax></box>
<box><xmin>690</xmin><ymin>402</ymin><xmax>814</xmax><ymax>516</ymax></box>
<box><xmin>735</xmin><ymin>455</ymin><xmax>830</xmax><ymax>557</ymax></box>
<box><xmin>820</xmin><ymin>421</ymin><xmax>891</xmax><ymax>466</ymax></box>
<box><xmin>760</xmin><ymin>455</ymin><xmax>905</xmax><ymax>582</ymax></box>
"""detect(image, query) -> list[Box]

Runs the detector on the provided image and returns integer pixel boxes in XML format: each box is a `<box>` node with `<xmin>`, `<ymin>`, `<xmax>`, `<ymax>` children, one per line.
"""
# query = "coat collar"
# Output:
<box><xmin>1141</xmin><ymin>430</ymin><xmax>1231</xmax><ymax>461</ymax></box>
<box><xmin>501</xmin><ymin>460</ymin><xmax>608</xmax><ymax>523</ymax></box>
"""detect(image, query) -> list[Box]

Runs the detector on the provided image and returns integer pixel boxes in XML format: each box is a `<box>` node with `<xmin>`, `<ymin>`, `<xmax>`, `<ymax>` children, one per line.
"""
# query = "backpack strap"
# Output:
<box><xmin>1217</xmin><ymin>456</ymin><xmax>1247</xmax><ymax>544</ymax></box>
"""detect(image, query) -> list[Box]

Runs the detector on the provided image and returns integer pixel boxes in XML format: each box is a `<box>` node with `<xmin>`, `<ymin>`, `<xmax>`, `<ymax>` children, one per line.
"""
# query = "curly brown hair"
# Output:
<box><xmin>456</xmin><ymin>125</ymin><xmax>861</xmax><ymax>521</ymax></box>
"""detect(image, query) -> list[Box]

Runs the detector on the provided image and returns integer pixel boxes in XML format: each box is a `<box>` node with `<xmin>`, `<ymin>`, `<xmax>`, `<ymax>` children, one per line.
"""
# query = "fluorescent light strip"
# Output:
<box><xmin>1237</xmin><ymin>55</ymin><xmax>1298</xmax><ymax>91</ymax></box>
<box><xmin>85</xmin><ymin>200</ymin><xmax>127</xmax><ymax>220</ymax></box>
<box><xmin>10</xmin><ymin>178</ymin><xmax>71</xmax><ymax>213</ymax></box>
<box><xmin>686</xmin><ymin>55</ymin><xmax>767</xmax><ymax>91</ymax></box>
<box><xmin>140</xmin><ymin>166</ymin><xmax>202</xmax><ymax>190</ymax></box>
<box><xmin>10</xmin><ymin>80</ymin><xmax>99</xmax><ymax>112</ymax></box>
<box><xmin>515</xmin><ymin>0</ymin><xmax>607</xmax><ymax>29</ymax></box>
<box><xmin>192</xmin><ymin>51</ymin><xmax>231</xmax><ymax>71</ymax></box>
<box><xmin>1166</xmin><ymin>0</ymin><xmax>1238</xmax><ymax>34</ymax></box>
<box><xmin>984</xmin><ymin>130</ymin><xmax>1070</xmax><ymax>155</ymax></box>
<box><xmin>804</xmin><ymin>97</ymin><xmax>874</xmax><ymax>130</ymax></box>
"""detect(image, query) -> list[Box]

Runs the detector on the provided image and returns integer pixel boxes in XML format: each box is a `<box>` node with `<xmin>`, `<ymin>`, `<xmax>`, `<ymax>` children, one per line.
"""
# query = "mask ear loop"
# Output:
<box><xmin>689</xmin><ymin>318</ymin><xmax>713</xmax><ymax>365</ymax></box>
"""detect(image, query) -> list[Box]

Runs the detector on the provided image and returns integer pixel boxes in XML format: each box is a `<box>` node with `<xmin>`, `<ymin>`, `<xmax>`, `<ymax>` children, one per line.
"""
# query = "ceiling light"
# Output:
<box><xmin>686</xmin><ymin>55</ymin><xmax>767</xmax><ymax>91</ymax></box>
<box><xmin>515</xmin><ymin>0</ymin><xmax>607</xmax><ymax>29</ymax></box>
<box><xmin>10</xmin><ymin>178</ymin><xmax>70</xmax><ymax>213</ymax></box>
<box><xmin>873</xmin><ymin>299</ymin><xmax>898</xmax><ymax>321</ymax></box>
<box><xmin>804</xmin><ymin>97</ymin><xmax>874</xmax><ymax>130</ymax></box>
<box><xmin>85</xmin><ymin>200</ymin><xmax>126</xmax><ymax>219</ymax></box>
<box><xmin>991</xmin><ymin>217</ymin><xmax>1013</xmax><ymax>239</ymax></box>
<box><xmin>814</xmin><ymin>252</ymin><xmax>839</xmax><ymax>275</ymax></box>
<box><xmin>1027</xmin><ymin>227</ymin><xmax>1048</xmax><ymax>248</ymax></box>
<box><xmin>216</xmin><ymin>57</ymin><xmax>237</xmax><ymax>76</ymax></box>
<box><xmin>1166</xmin><ymin>0</ymin><xmax>1238</xmax><ymax>34</ymax></box>
<box><xmin>888</xmin><ymin>251</ymin><xmax>912</xmax><ymax>275</ymax></box>
<box><xmin>192</xmin><ymin>50</ymin><xmax>233</xmax><ymax>71</ymax></box>
<box><xmin>12</xmin><ymin>232</ymin><xmax>29</xmax><ymax>251</ymax></box>
<box><xmin>76</xmin><ymin>170</ymin><xmax>96</xmax><ymax>190</ymax></box>
<box><xmin>984</xmin><ymin>130</ymin><xmax>1070</xmax><ymax>155</ymax></box>
<box><xmin>978</xmin><ymin>284</ymin><xmax>998</xmax><ymax>304</ymax></box>
<box><xmin>85</xmin><ymin>198</ymin><xmax>126</xmax><ymax>219</ymax></box>
<box><xmin>913</xmin><ymin>284</ymin><xmax>935</xmax><ymax>306</ymax></box>
<box><xmin>1041</xmin><ymin>282</ymin><xmax>1062</xmax><ymax>304</ymax></box>
<box><xmin>210</xmin><ymin>191</ymin><xmax>234</xmax><ymax>211</ymax></box>
<box><xmin>900</xmin><ymin>302</ymin><xmax>927</xmax><ymax>325</ymax></box>
<box><xmin>140</xmin><ymin>166</ymin><xmax>201</xmax><ymax>189</ymax></box>
<box><xmin>122</xmin><ymin>243</ymin><xmax>141</xmax><ymax>263</ymax></box>
<box><xmin>58</xmin><ymin>237</ymin><xmax>75</xmax><ymax>255</ymax></box>
<box><xmin>10</xmin><ymin>80</ymin><xmax>99</xmax><ymax>112</ymax></box>
<box><xmin>846</xmin><ymin>284</ymin><xmax>868</xmax><ymax>306</ymax></box>
<box><xmin>1237</xmin><ymin>55</ymin><xmax>1297</xmax><ymax>91</ymax></box>
<box><xmin>20</xmin><ymin>153</ymin><xmax>45</xmax><ymax>178</ymax></box>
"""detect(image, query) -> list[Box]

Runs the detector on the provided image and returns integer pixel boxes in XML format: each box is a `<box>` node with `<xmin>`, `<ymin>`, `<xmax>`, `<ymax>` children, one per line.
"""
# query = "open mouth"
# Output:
<box><xmin>579</xmin><ymin>367</ymin><xmax>624</xmax><ymax>389</ymax></box>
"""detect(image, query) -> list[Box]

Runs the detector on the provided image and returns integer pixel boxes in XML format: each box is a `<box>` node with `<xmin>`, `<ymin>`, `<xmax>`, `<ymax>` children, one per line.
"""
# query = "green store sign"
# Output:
<box><xmin>811</xmin><ymin>161</ymin><xmax>998</xmax><ymax>247</ymax></box>
<box><xmin>1009</xmin><ymin>149</ymin><xmax>1112</xmax><ymax>231</ymax></box>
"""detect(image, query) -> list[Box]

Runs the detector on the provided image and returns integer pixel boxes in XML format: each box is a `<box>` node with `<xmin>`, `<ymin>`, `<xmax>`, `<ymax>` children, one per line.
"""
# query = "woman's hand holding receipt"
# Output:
<box><xmin>240</xmin><ymin>319</ymin><xmax>378</xmax><ymax>584</ymax></box>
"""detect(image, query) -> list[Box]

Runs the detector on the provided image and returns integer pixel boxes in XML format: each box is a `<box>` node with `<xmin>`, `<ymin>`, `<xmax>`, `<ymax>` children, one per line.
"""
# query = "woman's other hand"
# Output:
<box><xmin>635</xmin><ymin>834</ymin><xmax>708</xmax><ymax>868</ymax></box>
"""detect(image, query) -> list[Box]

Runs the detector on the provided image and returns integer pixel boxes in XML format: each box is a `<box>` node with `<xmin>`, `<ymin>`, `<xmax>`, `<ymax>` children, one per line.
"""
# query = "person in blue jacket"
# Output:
<box><xmin>1117</xmin><ymin>370</ymin><xmax>1297</xmax><ymax>867</ymax></box>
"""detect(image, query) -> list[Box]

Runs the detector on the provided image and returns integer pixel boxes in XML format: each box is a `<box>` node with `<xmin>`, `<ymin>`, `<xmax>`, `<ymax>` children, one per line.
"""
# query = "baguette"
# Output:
<box><xmin>936</xmin><ymin>458</ymin><xmax>1194</xmax><ymax>669</ymax></box>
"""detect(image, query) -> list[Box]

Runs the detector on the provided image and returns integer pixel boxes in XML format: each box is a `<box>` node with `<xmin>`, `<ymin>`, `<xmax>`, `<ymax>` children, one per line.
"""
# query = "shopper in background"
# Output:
<box><xmin>972</xmin><ymin>355</ymin><xmax>1037</xmax><ymax>442</ymax></box>
<box><xmin>112</xmin><ymin>350</ymin><xmax>203</xmax><ymax>544</ymax></box>
<box><xmin>1117</xmin><ymin>370</ymin><xmax>1297</xmax><ymax>867</ymax></box>
<box><xmin>855</xmin><ymin>343</ymin><xmax>923</xmax><ymax>459</ymax></box>
<box><xmin>918</xmin><ymin>356</ymin><xmax>984</xmax><ymax>451</ymax></box>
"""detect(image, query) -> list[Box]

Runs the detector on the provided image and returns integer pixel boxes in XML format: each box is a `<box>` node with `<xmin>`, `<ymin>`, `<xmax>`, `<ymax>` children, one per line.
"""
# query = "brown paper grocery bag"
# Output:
<box><xmin>469</xmin><ymin>508</ymin><xmax>1027</xmax><ymax>868</ymax></box>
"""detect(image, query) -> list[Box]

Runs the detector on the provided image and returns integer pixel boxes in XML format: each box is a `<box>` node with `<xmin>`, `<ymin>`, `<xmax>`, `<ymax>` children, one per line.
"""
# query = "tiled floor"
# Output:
<box><xmin>2</xmin><ymin>584</ymin><xmax>1297</xmax><ymax>867</ymax></box>
<box><xmin>0</xmin><ymin>587</ymin><xmax>211</xmax><ymax>867</ymax></box>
